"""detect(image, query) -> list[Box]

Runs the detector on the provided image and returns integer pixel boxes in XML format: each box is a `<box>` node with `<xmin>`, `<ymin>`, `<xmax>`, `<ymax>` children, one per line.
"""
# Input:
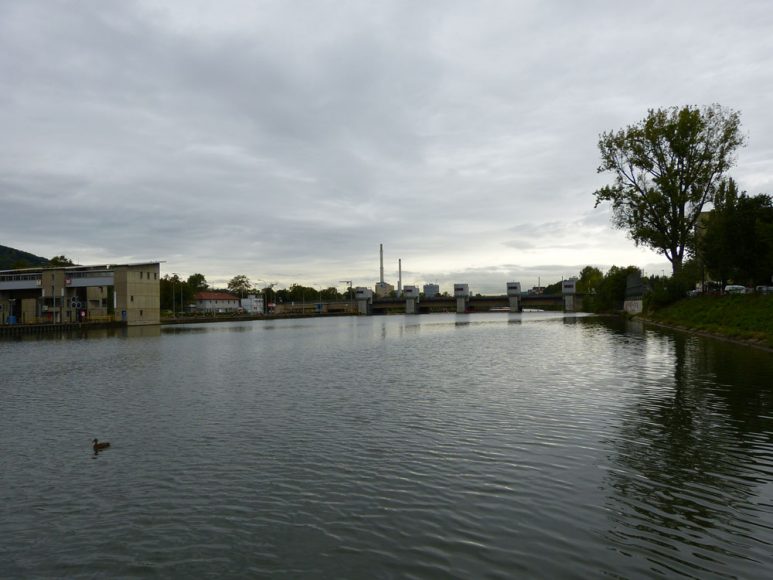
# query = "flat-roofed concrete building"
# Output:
<box><xmin>423</xmin><ymin>283</ymin><xmax>440</xmax><ymax>298</ymax></box>
<box><xmin>0</xmin><ymin>262</ymin><xmax>161</xmax><ymax>326</ymax></box>
<box><xmin>374</xmin><ymin>281</ymin><xmax>394</xmax><ymax>298</ymax></box>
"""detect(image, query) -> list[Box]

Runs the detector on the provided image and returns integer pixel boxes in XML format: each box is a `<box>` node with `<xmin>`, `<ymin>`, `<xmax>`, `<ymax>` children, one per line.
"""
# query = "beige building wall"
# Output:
<box><xmin>42</xmin><ymin>269</ymin><xmax>67</xmax><ymax>323</ymax></box>
<box><xmin>86</xmin><ymin>286</ymin><xmax>110</xmax><ymax>319</ymax></box>
<box><xmin>114</xmin><ymin>264</ymin><xmax>160</xmax><ymax>325</ymax></box>
<box><xmin>21</xmin><ymin>298</ymin><xmax>36</xmax><ymax>323</ymax></box>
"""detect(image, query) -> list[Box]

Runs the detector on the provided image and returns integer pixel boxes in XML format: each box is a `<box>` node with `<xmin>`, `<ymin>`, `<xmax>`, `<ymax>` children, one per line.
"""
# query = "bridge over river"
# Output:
<box><xmin>370</xmin><ymin>294</ymin><xmax>571</xmax><ymax>315</ymax></box>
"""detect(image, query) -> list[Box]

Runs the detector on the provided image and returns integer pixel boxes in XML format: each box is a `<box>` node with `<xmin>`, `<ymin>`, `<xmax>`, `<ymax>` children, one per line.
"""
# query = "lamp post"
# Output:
<box><xmin>256</xmin><ymin>279</ymin><xmax>267</xmax><ymax>314</ymax></box>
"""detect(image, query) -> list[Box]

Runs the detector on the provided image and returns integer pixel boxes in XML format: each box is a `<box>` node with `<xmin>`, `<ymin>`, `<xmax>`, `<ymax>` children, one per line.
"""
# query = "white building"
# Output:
<box><xmin>240</xmin><ymin>294</ymin><xmax>264</xmax><ymax>314</ymax></box>
<box><xmin>194</xmin><ymin>291</ymin><xmax>240</xmax><ymax>313</ymax></box>
<box><xmin>423</xmin><ymin>283</ymin><xmax>440</xmax><ymax>298</ymax></box>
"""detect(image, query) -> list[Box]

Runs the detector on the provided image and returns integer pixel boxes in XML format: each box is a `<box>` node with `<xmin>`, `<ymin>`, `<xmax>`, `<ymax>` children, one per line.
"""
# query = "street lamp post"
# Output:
<box><xmin>256</xmin><ymin>279</ymin><xmax>264</xmax><ymax>315</ymax></box>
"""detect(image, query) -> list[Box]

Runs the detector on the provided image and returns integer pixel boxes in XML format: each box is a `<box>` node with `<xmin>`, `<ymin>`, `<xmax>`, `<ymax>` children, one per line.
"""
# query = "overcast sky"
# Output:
<box><xmin>2</xmin><ymin>1</ymin><xmax>772</xmax><ymax>293</ymax></box>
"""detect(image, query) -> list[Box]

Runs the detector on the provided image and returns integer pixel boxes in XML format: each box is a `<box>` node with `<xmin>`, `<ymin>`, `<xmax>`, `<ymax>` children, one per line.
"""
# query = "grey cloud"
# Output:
<box><xmin>1</xmin><ymin>1</ymin><xmax>769</xmax><ymax>292</ymax></box>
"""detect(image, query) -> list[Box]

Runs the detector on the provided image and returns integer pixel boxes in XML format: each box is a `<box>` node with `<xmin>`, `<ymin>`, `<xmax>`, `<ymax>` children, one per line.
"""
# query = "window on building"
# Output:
<box><xmin>131</xmin><ymin>296</ymin><xmax>134</xmax><ymax>302</ymax></box>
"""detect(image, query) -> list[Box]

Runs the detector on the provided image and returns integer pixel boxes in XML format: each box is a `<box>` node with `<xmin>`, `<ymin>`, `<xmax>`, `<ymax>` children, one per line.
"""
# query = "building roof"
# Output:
<box><xmin>0</xmin><ymin>261</ymin><xmax>162</xmax><ymax>275</ymax></box>
<box><xmin>194</xmin><ymin>291</ymin><xmax>239</xmax><ymax>301</ymax></box>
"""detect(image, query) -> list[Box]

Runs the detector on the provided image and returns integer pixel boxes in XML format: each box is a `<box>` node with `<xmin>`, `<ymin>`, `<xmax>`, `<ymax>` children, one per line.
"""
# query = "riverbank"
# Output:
<box><xmin>641</xmin><ymin>294</ymin><xmax>773</xmax><ymax>350</ymax></box>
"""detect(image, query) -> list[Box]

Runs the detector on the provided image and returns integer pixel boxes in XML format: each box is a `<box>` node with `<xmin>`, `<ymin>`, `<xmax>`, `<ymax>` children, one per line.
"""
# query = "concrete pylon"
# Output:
<box><xmin>507</xmin><ymin>282</ymin><xmax>522</xmax><ymax>312</ymax></box>
<box><xmin>404</xmin><ymin>285</ymin><xmax>419</xmax><ymax>314</ymax></box>
<box><xmin>562</xmin><ymin>278</ymin><xmax>577</xmax><ymax>312</ymax></box>
<box><xmin>355</xmin><ymin>287</ymin><xmax>373</xmax><ymax>315</ymax></box>
<box><xmin>454</xmin><ymin>283</ymin><xmax>470</xmax><ymax>313</ymax></box>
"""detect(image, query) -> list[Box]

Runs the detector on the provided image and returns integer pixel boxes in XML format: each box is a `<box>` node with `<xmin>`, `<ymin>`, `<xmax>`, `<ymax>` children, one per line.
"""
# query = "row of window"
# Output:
<box><xmin>0</xmin><ymin>273</ymin><xmax>41</xmax><ymax>282</ymax></box>
<box><xmin>3</xmin><ymin>270</ymin><xmax>158</xmax><ymax>283</ymax></box>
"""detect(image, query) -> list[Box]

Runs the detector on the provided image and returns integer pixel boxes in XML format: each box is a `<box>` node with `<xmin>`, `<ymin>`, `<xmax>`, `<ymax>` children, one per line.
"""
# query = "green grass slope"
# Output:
<box><xmin>648</xmin><ymin>294</ymin><xmax>773</xmax><ymax>348</ymax></box>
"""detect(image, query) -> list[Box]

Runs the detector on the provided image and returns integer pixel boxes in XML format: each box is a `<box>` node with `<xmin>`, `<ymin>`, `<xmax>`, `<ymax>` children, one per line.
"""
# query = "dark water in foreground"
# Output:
<box><xmin>2</xmin><ymin>312</ymin><xmax>773</xmax><ymax>578</ymax></box>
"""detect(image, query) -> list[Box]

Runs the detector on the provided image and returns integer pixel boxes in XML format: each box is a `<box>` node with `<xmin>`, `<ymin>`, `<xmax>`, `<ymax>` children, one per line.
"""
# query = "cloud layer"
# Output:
<box><xmin>2</xmin><ymin>0</ymin><xmax>772</xmax><ymax>292</ymax></box>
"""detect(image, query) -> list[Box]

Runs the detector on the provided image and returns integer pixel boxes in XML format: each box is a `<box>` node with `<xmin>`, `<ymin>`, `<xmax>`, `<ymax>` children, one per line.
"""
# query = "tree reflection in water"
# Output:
<box><xmin>601</xmin><ymin>321</ymin><xmax>773</xmax><ymax>577</ymax></box>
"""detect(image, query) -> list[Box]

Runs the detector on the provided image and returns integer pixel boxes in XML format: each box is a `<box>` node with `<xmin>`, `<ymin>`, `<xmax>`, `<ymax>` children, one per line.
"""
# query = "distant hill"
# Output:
<box><xmin>0</xmin><ymin>244</ymin><xmax>50</xmax><ymax>270</ymax></box>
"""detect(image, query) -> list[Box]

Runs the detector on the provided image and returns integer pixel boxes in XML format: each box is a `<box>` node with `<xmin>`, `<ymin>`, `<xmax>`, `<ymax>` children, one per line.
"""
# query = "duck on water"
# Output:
<box><xmin>92</xmin><ymin>439</ymin><xmax>110</xmax><ymax>453</ymax></box>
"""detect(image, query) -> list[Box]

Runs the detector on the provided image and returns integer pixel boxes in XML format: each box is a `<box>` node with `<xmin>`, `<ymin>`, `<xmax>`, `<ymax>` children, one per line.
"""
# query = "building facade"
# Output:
<box><xmin>240</xmin><ymin>294</ymin><xmax>265</xmax><ymax>314</ymax></box>
<box><xmin>422</xmin><ymin>283</ymin><xmax>440</xmax><ymax>298</ymax></box>
<box><xmin>194</xmin><ymin>291</ymin><xmax>241</xmax><ymax>313</ymax></box>
<box><xmin>0</xmin><ymin>262</ymin><xmax>161</xmax><ymax>326</ymax></box>
<box><xmin>374</xmin><ymin>281</ymin><xmax>394</xmax><ymax>298</ymax></box>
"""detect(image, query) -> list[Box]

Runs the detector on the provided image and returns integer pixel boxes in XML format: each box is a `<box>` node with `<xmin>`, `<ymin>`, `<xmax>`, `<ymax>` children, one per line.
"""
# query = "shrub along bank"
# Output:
<box><xmin>645</xmin><ymin>294</ymin><xmax>773</xmax><ymax>349</ymax></box>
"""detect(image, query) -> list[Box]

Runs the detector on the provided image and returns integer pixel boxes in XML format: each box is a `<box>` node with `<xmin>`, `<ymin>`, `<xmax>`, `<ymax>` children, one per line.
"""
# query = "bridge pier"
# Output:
<box><xmin>404</xmin><ymin>285</ymin><xmax>419</xmax><ymax>314</ymax></box>
<box><xmin>506</xmin><ymin>282</ymin><xmax>522</xmax><ymax>312</ymax></box>
<box><xmin>562</xmin><ymin>278</ymin><xmax>577</xmax><ymax>312</ymax></box>
<box><xmin>454</xmin><ymin>283</ymin><xmax>470</xmax><ymax>313</ymax></box>
<box><xmin>355</xmin><ymin>287</ymin><xmax>373</xmax><ymax>315</ymax></box>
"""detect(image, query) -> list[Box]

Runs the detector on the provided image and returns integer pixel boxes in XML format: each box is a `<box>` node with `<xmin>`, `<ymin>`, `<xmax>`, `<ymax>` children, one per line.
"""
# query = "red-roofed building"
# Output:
<box><xmin>194</xmin><ymin>291</ymin><xmax>240</xmax><ymax>313</ymax></box>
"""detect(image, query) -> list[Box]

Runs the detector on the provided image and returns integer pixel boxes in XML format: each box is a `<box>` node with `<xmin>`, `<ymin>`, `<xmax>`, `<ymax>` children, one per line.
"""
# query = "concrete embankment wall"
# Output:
<box><xmin>0</xmin><ymin>321</ymin><xmax>126</xmax><ymax>337</ymax></box>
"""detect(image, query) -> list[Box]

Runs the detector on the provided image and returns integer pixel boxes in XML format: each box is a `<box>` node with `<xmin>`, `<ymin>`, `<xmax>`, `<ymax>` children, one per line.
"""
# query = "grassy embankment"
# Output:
<box><xmin>646</xmin><ymin>294</ymin><xmax>773</xmax><ymax>349</ymax></box>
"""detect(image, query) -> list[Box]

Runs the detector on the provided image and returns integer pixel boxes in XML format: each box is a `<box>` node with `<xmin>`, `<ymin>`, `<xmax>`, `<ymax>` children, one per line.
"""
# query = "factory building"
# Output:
<box><xmin>374</xmin><ymin>243</ymin><xmax>395</xmax><ymax>298</ymax></box>
<box><xmin>423</xmin><ymin>283</ymin><xmax>440</xmax><ymax>298</ymax></box>
<box><xmin>0</xmin><ymin>262</ymin><xmax>161</xmax><ymax>326</ymax></box>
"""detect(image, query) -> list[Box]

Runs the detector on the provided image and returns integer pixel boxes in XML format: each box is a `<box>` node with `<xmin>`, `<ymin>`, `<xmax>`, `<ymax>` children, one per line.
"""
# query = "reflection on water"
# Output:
<box><xmin>1</xmin><ymin>313</ymin><xmax>772</xmax><ymax>578</ymax></box>
<box><xmin>603</xmin><ymin>323</ymin><xmax>773</xmax><ymax>577</ymax></box>
<box><xmin>3</xmin><ymin>324</ymin><xmax>162</xmax><ymax>341</ymax></box>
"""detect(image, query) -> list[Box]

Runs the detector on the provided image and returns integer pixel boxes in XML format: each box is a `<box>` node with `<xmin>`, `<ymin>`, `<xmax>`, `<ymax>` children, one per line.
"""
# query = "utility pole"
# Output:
<box><xmin>265</xmin><ymin>282</ymin><xmax>277</xmax><ymax>314</ymax></box>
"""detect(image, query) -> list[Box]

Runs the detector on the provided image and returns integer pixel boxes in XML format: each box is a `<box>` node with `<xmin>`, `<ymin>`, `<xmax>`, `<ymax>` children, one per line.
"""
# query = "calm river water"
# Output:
<box><xmin>2</xmin><ymin>312</ymin><xmax>773</xmax><ymax>578</ymax></box>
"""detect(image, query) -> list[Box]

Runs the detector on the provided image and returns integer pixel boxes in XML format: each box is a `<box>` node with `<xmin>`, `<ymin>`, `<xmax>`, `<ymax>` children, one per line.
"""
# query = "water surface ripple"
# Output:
<box><xmin>2</xmin><ymin>313</ymin><xmax>773</xmax><ymax>578</ymax></box>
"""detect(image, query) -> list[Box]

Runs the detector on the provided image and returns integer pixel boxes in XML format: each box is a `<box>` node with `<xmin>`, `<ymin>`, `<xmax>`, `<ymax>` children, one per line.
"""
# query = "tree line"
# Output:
<box><xmin>159</xmin><ymin>273</ymin><xmax>354</xmax><ymax>313</ymax></box>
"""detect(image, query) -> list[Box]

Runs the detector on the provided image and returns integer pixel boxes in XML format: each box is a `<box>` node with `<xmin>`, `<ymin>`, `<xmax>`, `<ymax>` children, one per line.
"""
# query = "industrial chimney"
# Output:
<box><xmin>380</xmin><ymin>243</ymin><xmax>384</xmax><ymax>284</ymax></box>
<box><xmin>374</xmin><ymin>243</ymin><xmax>395</xmax><ymax>298</ymax></box>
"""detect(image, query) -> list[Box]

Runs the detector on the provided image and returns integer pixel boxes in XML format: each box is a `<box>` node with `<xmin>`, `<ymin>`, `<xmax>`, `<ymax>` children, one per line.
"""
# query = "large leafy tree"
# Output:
<box><xmin>594</xmin><ymin>265</ymin><xmax>641</xmax><ymax>312</ymax></box>
<box><xmin>187</xmin><ymin>273</ymin><xmax>208</xmax><ymax>292</ymax></box>
<box><xmin>227</xmin><ymin>274</ymin><xmax>253</xmax><ymax>296</ymax></box>
<box><xmin>160</xmin><ymin>273</ymin><xmax>195</xmax><ymax>313</ymax></box>
<box><xmin>701</xmin><ymin>180</ymin><xmax>773</xmax><ymax>286</ymax></box>
<box><xmin>697</xmin><ymin>178</ymin><xmax>740</xmax><ymax>286</ymax></box>
<box><xmin>594</xmin><ymin>104</ymin><xmax>745</xmax><ymax>275</ymax></box>
<box><xmin>49</xmin><ymin>255</ymin><xmax>75</xmax><ymax>266</ymax></box>
<box><xmin>577</xmin><ymin>266</ymin><xmax>603</xmax><ymax>294</ymax></box>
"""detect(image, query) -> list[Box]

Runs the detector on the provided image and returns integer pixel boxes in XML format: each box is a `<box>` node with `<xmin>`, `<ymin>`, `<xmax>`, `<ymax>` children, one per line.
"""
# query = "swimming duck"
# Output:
<box><xmin>92</xmin><ymin>438</ymin><xmax>110</xmax><ymax>452</ymax></box>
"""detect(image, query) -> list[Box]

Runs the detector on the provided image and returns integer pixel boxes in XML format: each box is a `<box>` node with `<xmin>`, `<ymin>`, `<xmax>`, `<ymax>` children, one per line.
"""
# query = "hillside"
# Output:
<box><xmin>0</xmin><ymin>244</ymin><xmax>50</xmax><ymax>270</ymax></box>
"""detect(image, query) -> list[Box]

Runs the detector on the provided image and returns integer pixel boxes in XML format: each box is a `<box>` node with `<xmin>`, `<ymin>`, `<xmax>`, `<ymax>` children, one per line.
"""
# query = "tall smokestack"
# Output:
<box><xmin>398</xmin><ymin>259</ymin><xmax>402</xmax><ymax>295</ymax></box>
<box><xmin>379</xmin><ymin>244</ymin><xmax>384</xmax><ymax>284</ymax></box>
